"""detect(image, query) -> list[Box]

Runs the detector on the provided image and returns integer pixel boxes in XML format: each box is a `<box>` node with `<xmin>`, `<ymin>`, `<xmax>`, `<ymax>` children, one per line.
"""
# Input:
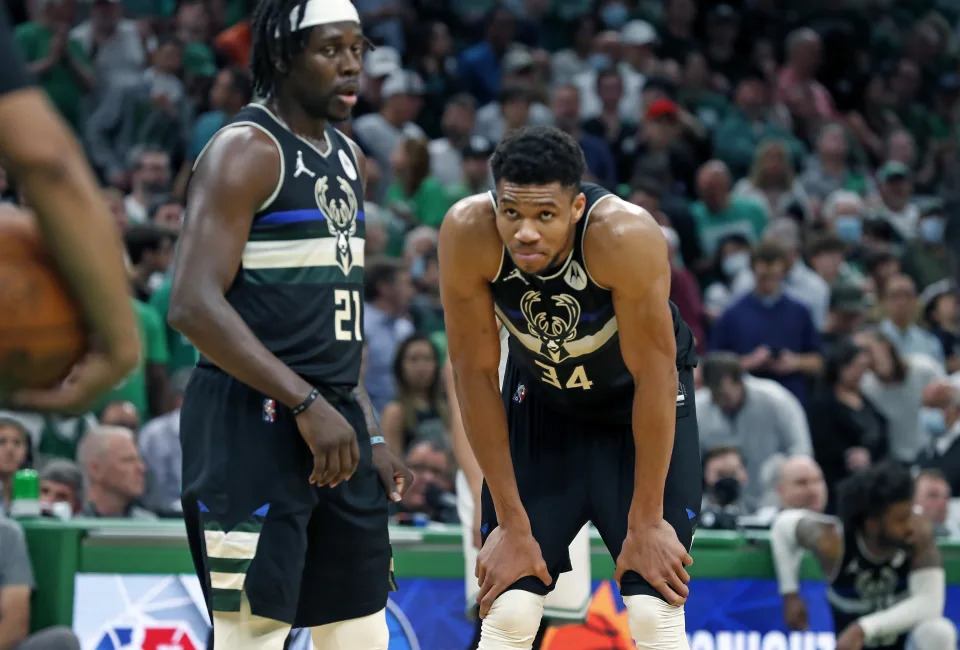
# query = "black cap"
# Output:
<box><xmin>463</xmin><ymin>135</ymin><xmax>495</xmax><ymax>159</ymax></box>
<box><xmin>830</xmin><ymin>283</ymin><xmax>870</xmax><ymax>313</ymax></box>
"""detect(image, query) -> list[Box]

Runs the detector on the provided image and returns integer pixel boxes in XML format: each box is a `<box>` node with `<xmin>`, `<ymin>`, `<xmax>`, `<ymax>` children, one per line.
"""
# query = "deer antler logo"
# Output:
<box><xmin>519</xmin><ymin>290</ymin><xmax>581</xmax><ymax>363</ymax></box>
<box><xmin>315</xmin><ymin>175</ymin><xmax>358</xmax><ymax>275</ymax></box>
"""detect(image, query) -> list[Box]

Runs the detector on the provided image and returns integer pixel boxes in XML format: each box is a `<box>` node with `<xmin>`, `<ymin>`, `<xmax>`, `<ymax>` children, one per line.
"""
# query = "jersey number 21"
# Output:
<box><xmin>334</xmin><ymin>289</ymin><xmax>363</xmax><ymax>341</ymax></box>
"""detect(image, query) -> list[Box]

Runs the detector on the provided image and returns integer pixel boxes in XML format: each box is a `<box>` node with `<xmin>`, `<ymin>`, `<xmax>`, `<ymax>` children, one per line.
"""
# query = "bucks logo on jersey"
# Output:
<box><xmin>315</xmin><ymin>175</ymin><xmax>358</xmax><ymax>275</ymax></box>
<box><xmin>520</xmin><ymin>290</ymin><xmax>582</xmax><ymax>363</ymax></box>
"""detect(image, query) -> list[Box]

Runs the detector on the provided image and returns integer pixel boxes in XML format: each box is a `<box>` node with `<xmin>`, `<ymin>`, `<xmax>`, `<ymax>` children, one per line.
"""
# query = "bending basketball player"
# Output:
<box><xmin>771</xmin><ymin>462</ymin><xmax>957</xmax><ymax>650</ymax></box>
<box><xmin>439</xmin><ymin>126</ymin><xmax>702</xmax><ymax>650</ymax></box>
<box><xmin>169</xmin><ymin>1</ymin><xmax>410</xmax><ymax>648</ymax></box>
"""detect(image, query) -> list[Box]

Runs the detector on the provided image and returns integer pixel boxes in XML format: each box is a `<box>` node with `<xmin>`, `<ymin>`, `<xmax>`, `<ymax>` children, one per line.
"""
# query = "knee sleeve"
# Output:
<box><xmin>478</xmin><ymin>590</ymin><xmax>546</xmax><ymax>650</ymax></box>
<box><xmin>212</xmin><ymin>590</ymin><xmax>291</xmax><ymax>650</ymax></box>
<box><xmin>909</xmin><ymin>617</ymin><xmax>958</xmax><ymax>650</ymax></box>
<box><xmin>623</xmin><ymin>594</ymin><xmax>689</xmax><ymax>650</ymax></box>
<box><xmin>310</xmin><ymin>609</ymin><xmax>389</xmax><ymax>650</ymax></box>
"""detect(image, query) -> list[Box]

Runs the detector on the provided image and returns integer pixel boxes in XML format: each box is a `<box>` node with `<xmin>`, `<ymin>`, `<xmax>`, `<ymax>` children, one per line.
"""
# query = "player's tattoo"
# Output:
<box><xmin>352</xmin><ymin>384</ymin><xmax>381</xmax><ymax>438</ymax></box>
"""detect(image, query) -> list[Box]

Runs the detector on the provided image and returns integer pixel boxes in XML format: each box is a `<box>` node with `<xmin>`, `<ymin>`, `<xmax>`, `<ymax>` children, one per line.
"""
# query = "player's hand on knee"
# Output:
<box><xmin>615</xmin><ymin>518</ymin><xmax>693</xmax><ymax>607</ymax></box>
<box><xmin>295</xmin><ymin>399</ymin><xmax>360</xmax><ymax>486</ymax></box>
<box><xmin>782</xmin><ymin>593</ymin><xmax>809</xmax><ymax>631</ymax></box>
<box><xmin>835</xmin><ymin>623</ymin><xmax>865</xmax><ymax>650</ymax></box>
<box><xmin>475</xmin><ymin>526</ymin><xmax>552</xmax><ymax>618</ymax></box>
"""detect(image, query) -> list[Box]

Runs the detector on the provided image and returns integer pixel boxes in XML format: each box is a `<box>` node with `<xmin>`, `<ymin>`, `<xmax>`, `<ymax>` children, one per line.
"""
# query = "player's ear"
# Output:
<box><xmin>571</xmin><ymin>192</ymin><xmax>587</xmax><ymax>223</ymax></box>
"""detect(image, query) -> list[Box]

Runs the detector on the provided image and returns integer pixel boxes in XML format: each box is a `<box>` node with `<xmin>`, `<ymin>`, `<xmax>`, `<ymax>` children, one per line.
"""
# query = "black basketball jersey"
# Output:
<box><xmin>827</xmin><ymin>525</ymin><xmax>913</xmax><ymax>649</ymax></box>
<box><xmin>193</xmin><ymin>103</ymin><xmax>365</xmax><ymax>388</ymax></box>
<box><xmin>489</xmin><ymin>183</ymin><xmax>697</xmax><ymax>424</ymax></box>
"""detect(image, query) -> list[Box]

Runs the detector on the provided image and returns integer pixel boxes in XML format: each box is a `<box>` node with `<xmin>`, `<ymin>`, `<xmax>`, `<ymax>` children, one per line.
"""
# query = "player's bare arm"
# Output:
<box><xmin>445</xmin><ymin>358</ymin><xmax>484</xmax><ymax>549</ymax></box>
<box><xmin>168</xmin><ymin>127</ymin><xmax>358</xmax><ymax>486</ymax></box>
<box><xmin>583</xmin><ymin>198</ymin><xmax>693</xmax><ymax>606</ymax></box>
<box><xmin>439</xmin><ymin>195</ymin><xmax>552</xmax><ymax>617</ymax></box>
<box><xmin>771</xmin><ymin>509</ymin><xmax>843</xmax><ymax>630</ymax></box>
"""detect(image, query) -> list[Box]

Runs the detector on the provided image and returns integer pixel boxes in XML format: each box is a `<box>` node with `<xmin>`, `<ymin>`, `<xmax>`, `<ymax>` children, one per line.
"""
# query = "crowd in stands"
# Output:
<box><xmin>1</xmin><ymin>0</ymin><xmax>960</xmax><ymax>544</ymax></box>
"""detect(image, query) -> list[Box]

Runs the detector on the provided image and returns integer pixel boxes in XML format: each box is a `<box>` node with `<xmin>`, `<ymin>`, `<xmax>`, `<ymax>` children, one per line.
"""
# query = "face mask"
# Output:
<box><xmin>410</xmin><ymin>255</ymin><xmax>426</xmax><ymax>280</ymax></box>
<box><xmin>834</xmin><ymin>215</ymin><xmax>863</xmax><ymax>243</ymax></box>
<box><xmin>588</xmin><ymin>53</ymin><xmax>612</xmax><ymax>71</ymax></box>
<box><xmin>722</xmin><ymin>251</ymin><xmax>750</xmax><ymax>278</ymax></box>
<box><xmin>920</xmin><ymin>407</ymin><xmax>947</xmax><ymax>437</ymax></box>
<box><xmin>920</xmin><ymin>217</ymin><xmax>945</xmax><ymax>244</ymax></box>
<box><xmin>601</xmin><ymin>2</ymin><xmax>629</xmax><ymax>29</ymax></box>
<box><xmin>712</xmin><ymin>476</ymin><xmax>741</xmax><ymax>507</ymax></box>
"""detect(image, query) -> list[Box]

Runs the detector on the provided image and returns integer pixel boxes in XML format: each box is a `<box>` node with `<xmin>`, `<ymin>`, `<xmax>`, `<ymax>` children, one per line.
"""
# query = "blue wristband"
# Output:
<box><xmin>370</xmin><ymin>435</ymin><xmax>386</xmax><ymax>446</ymax></box>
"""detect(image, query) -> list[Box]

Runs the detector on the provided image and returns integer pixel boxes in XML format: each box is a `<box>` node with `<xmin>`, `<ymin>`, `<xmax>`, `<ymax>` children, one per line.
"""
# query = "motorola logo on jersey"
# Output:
<box><xmin>315</xmin><ymin>175</ymin><xmax>359</xmax><ymax>275</ymax></box>
<box><xmin>563</xmin><ymin>259</ymin><xmax>588</xmax><ymax>291</ymax></box>
<box><xmin>520</xmin><ymin>290</ymin><xmax>581</xmax><ymax>363</ymax></box>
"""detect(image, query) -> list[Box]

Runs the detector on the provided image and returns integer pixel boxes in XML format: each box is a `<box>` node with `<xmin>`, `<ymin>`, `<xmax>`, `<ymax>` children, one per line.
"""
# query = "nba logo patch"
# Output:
<box><xmin>263</xmin><ymin>399</ymin><xmax>276</xmax><ymax>422</ymax></box>
<box><xmin>513</xmin><ymin>384</ymin><xmax>526</xmax><ymax>403</ymax></box>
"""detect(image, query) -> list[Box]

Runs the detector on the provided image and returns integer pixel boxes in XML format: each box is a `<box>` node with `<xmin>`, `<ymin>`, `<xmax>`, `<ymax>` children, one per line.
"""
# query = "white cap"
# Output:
<box><xmin>620</xmin><ymin>20</ymin><xmax>657</xmax><ymax>46</ymax></box>
<box><xmin>381</xmin><ymin>70</ymin><xmax>425</xmax><ymax>99</ymax></box>
<box><xmin>365</xmin><ymin>46</ymin><xmax>401</xmax><ymax>79</ymax></box>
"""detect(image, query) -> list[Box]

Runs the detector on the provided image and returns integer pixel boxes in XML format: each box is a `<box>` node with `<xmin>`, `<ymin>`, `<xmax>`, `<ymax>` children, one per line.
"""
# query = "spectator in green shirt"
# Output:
<box><xmin>385</xmin><ymin>137</ymin><xmax>467</xmax><ymax>229</ymax></box>
<box><xmin>692</xmin><ymin>159</ymin><xmax>769</xmax><ymax>258</ymax></box>
<box><xmin>91</xmin><ymin>299</ymin><xmax>170</xmax><ymax>423</ymax></box>
<box><xmin>15</xmin><ymin>0</ymin><xmax>97</xmax><ymax>132</ymax></box>
<box><xmin>149</xmin><ymin>276</ymin><xmax>199</xmax><ymax>376</ymax></box>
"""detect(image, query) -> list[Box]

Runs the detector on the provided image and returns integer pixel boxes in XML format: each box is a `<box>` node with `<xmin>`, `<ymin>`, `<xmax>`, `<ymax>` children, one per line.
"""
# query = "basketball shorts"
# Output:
<box><xmin>179</xmin><ymin>367</ymin><xmax>391</xmax><ymax>628</ymax></box>
<box><xmin>481</xmin><ymin>361</ymin><xmax>702</xmax><ymax>600</ymax></box>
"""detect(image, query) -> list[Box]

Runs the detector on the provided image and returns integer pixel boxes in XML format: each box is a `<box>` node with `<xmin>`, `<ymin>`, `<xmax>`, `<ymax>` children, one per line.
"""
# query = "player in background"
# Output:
<box><xmin>0</xmin><ymin>3</ymin><xmax>137</xmax><ymax>411</ymax></box>
<box><xmin>440</xmin><ymin>126</ymin><xmax>701</xmax><ymax>649</ymax></box>
<box><xmin>169</xmin><ymin>1</ymin><xmax>410</xmax><ymax>648</ymax></box>
<box><xmin>771</xmin><ymin>462</ymin><xmax>957</xmax><ymax>650</ymax></box>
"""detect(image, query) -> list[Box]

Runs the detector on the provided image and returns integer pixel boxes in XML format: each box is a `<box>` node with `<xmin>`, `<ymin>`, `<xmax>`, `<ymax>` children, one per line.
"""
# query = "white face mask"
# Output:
<box><xmin>721</xmin><ymin>251</ymin><xmax>750</xmax><ymax>278</ymax></box>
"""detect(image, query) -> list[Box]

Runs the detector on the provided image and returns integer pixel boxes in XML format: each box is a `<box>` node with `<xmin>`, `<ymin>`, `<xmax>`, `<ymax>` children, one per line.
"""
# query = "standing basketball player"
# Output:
<box><xmin>439</xmin><ymin>126</ymin><xmax>702</xmax><ymax>649</ymax></box>
<box><xmin>0</xmin><ymin>3</ymin><xmax>137</xmax><ymax>411</ymax></box>
<box><xmin>771</xmin><ymin>462</ymin><xmax>956</xmax><ymax>650</ymax></box>
<box><xmin>169</xmin><ymin>1</ymin><xmax>410</xmax><ymax>648</ymax></box>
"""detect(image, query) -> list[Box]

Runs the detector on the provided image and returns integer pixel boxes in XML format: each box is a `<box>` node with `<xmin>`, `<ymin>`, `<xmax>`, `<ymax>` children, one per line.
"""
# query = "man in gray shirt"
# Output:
<box><xmin>0</xmin><ymin>517</ymin><xmax>80</xmax><ymax>649</ymax></box>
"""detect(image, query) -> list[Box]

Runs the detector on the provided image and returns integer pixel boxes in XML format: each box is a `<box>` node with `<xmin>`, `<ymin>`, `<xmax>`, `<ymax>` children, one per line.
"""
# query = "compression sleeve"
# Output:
<box><xmin>770</xmin><ymin>509</ymin><xmax>807</xmax><ymax>595</ymax></box>
<box><xmin>0</xmin><ymin>4</ymin><xmax>33</xmax><ymax>95</ymax></box>
<box><xmin>857</xmin><ymin>568</ymin><xmax>946</xmax><ymax>644</ymax></box>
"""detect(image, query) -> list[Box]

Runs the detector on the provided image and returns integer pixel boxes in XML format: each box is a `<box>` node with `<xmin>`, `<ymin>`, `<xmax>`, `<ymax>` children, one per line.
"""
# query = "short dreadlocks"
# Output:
<box><xmin>250</xmin><ymin>0</ymin><xmax>312</xmax><ymax>98</ymax></box>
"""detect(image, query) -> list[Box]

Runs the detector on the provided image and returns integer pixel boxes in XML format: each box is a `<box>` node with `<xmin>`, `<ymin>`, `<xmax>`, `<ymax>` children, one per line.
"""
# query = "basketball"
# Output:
<box><xmin>0</xmin><ymin>204</ymin><xmax>86</xmax><ymax>393</ymax></box>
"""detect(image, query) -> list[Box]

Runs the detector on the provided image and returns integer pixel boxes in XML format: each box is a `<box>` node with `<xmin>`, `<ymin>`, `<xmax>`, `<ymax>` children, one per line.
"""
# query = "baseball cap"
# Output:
<box><xmin>503</xmin><ymin>46</ymin><xmax>535</xmax><ymax>74</ymax></box>
<box><xmin>364</xmin><ymin>46</ymin><xmax>400</xmax><ymax>79</ymax></box>
<box><xmin>381</xmin><ymin>70</ymin><xmax>425</xmax><ymax>100</ymax></box>
<box><xmin>877</xmin><ymin>160</ymin><xmax>910</xmax><ymax>182</ymax></box>
<box><xmin>463</xmin><ymin>135</ymin><xmax>495</xmax><ymax>159</ymax></box>
<box><xmin>645</xmin><ymin>98</ymin><xmax>679</xmax><ymax>121</ymax></box>
<box><xmin>620</xmin><ymin>20</ymin><xmax>657</xmax><ymax>47</ymax></box>
<box><xmin>829</xmin><ymin>283</ymin><xmax>870</xmax><ymax>313</ymax></box>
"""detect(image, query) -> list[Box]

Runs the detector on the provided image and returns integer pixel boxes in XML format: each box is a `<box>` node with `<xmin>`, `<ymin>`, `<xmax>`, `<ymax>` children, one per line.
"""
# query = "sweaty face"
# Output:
<box><xmin>286</xmin><ymin>22</ymin><xmax>365</xmax><ymax>122</ymax></box>
<box><xmin>495</xmin><ymin>183</ymin><xmax>585</xmax><ymax>275</ymax></box>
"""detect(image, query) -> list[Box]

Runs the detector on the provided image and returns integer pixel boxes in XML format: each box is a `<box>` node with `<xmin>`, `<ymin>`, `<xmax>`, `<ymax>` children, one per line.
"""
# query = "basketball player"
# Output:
<box><xmin>771</xmin><ymin>462</ymin><xmax>957</xmax><ymax>650</ymax></box>
<box><xmin>0</xmin><ymin>4</ymin><xmax>137</xmax><ymax>410</ymax></box>
<box><xmin>168</xmin><ymin>1</ymin><xmax>410</xmax><ymax>648</ymax></box>
<box><xmin>439</xmin><ymin>126</ymin><xmax>702</xmax><ymax>649</ymax></box>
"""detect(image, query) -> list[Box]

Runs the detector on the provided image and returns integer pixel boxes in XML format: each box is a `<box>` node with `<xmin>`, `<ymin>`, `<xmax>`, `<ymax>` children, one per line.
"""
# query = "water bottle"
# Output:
<box><xmin>9</xmin><ymin>469</ymin><xmax>41</xmax><ymax>518</ymax></box>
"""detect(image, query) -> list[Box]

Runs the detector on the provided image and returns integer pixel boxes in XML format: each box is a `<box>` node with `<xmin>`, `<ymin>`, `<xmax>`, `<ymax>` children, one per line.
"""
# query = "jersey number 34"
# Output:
<box><xmin>334</xmin><ymin>289</ymin><xmax>363</xmax><ymax>341</ymax></box>
<box><xmin>534</xmin><ymin>360</ymin><xmax>593</xmax><ymax>390</ymax></box>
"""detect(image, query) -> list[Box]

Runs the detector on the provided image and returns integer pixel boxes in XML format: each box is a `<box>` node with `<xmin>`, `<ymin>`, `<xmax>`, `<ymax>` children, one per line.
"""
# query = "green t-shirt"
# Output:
<box><xmin>91</xmin><ymin>299</ymin><xmax>170</xmax><ymax>422</ymax></box>
<box><xmin>149</xmin><ymin>279</ymin><xmax>199</xmax><ymax>376</ymax></box>
<box><xmin>14</xmin><ymin>22</ymin><xmax>91</xmax><ymax>132</ymax></box>
<box><xmin>385</xmin><ymin>177</ymin><xmax>467</xmax><ymax>229</ymax></box>
<box><xmin>692</xmin><ymin>197</ymin><xmax>768</xmax><ymax>258</ymax></box>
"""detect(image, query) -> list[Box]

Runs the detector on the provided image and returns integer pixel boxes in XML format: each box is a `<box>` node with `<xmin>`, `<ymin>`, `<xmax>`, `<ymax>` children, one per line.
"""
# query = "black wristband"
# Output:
<box><xmin>291</xmin><ymin>388</ymin><xmax>320</xmax><ymax>416</ymax></box>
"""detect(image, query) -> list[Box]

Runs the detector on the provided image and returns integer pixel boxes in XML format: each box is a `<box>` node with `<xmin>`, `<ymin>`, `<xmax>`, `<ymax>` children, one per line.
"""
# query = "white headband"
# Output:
<box><xmin>290</xmin><ymin>0</ymin><xmax>360</xmax><ymax>32</ymax></box>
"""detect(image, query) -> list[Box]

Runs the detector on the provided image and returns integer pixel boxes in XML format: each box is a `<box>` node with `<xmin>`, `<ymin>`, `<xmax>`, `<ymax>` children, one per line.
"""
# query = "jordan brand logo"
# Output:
<box><xmin>503</xmin><ymin>268</ymin><xmax>529</xmax><ymax>285</ymax></box>
<box><xmin>519</xmin><ymin>290</ymin><xmax>581</xmax><ymax>363</ymax></box>
<box><xmin>294</xmin><ymin>150</ymin><xmax>315</xmax><ymax>178</ymax></box>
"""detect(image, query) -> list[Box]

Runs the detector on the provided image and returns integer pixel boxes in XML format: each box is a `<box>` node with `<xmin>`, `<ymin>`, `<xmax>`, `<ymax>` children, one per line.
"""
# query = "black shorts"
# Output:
<box><xmin>481</xmin><ymin>361</ymin><xmax>702</xmax><ymax>600</ymax></box>
<box><xmin>179</xmin><ymin>367</ymin><xmax>390</xmax><ymax>627</ymax></box>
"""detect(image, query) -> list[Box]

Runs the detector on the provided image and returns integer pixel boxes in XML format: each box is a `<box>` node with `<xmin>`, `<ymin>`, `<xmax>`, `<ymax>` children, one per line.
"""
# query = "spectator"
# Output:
<box><xmin>856</xmin><ymin>329</ymin><xmax>946</xmax><ymax>463</ymax></box>
<box><xmin>692</xmin><ymin>160</ymin><xmax>768</xmax><ymax>258</ymax></box>
<box><xmin>702</xmin><ymin>4</ymin><xmax>743</xmax><ymax>90</ymax></box>
<box><xmin>878</xmin><ymin>274</ymin><xmax>945</xmax><ymax>364</ymax></box>
<box><xmin>677</xmin><ymin>50</ymin><xmax>729</xmax><ymax>133</ymax></box>
<box><xmin>800</xmin><ymin>124</ymin><xmax>874</xmax><ymax>207</ymax></box>
<box><xmin>776</xmin><ymin>28</ymin><xmax>835</xmax><ymax>120</ymax></box>
<box><xmin>550</xmin><ymin>16</ymin><xmax>597</xmax><ymax>85</ymax></box>
<box><xmin>914</xmin><ymin>468</ymin><xmax>954</xmax><ymax>537</ymax></box>
<box><xmin>410</xmin><ymin>22</ymin><xmax>461</xmax><ymax>138</ymax></box>
<box><xmin>711</xmin><ymin>241</ymin><xmax>823</xmax><ymax>403</ymax></box>
<box><xmin>660</xmin><ymin>226</ymin><xmax>706</xmax><ymax>354</ymax></box>
<box><xmin>70</xmin><ymin>0</ymin><xmax>146</xmax><ymax>96</ymax></box>
<box><xmin>356</xmin><ymin>45</ymin><xmax>401</xmax><ymax>117</ymax></box>
<box><xmin>699</xmin><ymin>446</ymin><xmax>752</xmax><ymax>528</ymax></box>
<box><xmin>457</xmin><ymin>7</ymin><xmax>517</xmax><ymax>106</ymax></box>
<box><xmin>573</xmin><ymin>27</ymin><xmax>643</xmax><ymax>122</ymax></box>
<box><xmin>99</xmin><ymin>400</ymin><xmax>140</xmax><ymax>432</ymax></box>
<box><xmin>353</xmin><ymin>69</ymin><xmax>426</xmax><ymax>201</ymax></box>
<box><xmin>0</xmin><ymin>419</ymin><xmax>30</xmax><ymax>512</ymax></box>
<box><xmin>363</xmin><ymin>259</ymin><xmax>416</xmax><ymax>415</ymax></box>
<box><xmin>702</xmin><ymin>233</ymin><xmax>752</xmax><ymax>323</ymax></box>
<box><xmin>550</xmin><ymin>83</ymin><xmax>616</xmax><ymax>188</ymax></box>
<box><xmin>0</xmin><ymin>517</ymin><xmax>80</xmax><ymax>650</ymax></box>
<box><xmin>887</xmin><ymin>58</ymin><xmax>931</xmax><ymax>156</ymax></box>
<box><xmin>458</xmin><ymin>136</ymin><xmax>495</xmax><ymax>195</ymax></box>
<box><xmin>806</xmin><ymin>341</ymin><xmax>888</xmax><ymax>513</ymax></box>
<box><xmin>873</xmin><ymin>160</ymin><xmax>920</xmax><ymax>241</ymax></box>
<box><xmin>397</xmin><ymin>439</ymin><xmax>458</xmax><ymax>524</ymax></box>
<box><xmin>582</xmin><ymin>66</ymin><xmax>638</xmax><ymax>183</ymax></box>
<box><xmin>916</xmin><ymin>380</ymin><xmax>960</xmax><ymax>496</ymax></box>
<box><xmin>657</xmin><ymin>0</ymin><xmax>697</xmax><ymax>66</ymax></box>
<box><xmin>120</xmin><ymin>147</ymin><xmax>173</xmax><ymax>224</ymax></box>
<box><xmin>775</xmin><ymin>455</ymin><xmax>828</xmax><ymax>513</ymax></box>
<box><xmin>381</xmin><ymin>335</ymin><xmax>449</xmax><ymax>456</ymax></box>
<box><xmin>822</xmin><ymin>189</ymin><xmax>867</xmax><ymax>244</ymax></box>
<box><xmin>355</xmin><ymin>0</ymin><xmax>406</xmax><ymax>54</ymax></box>
<box><xmin>696</xmin><ymin>353</ymin><xmax>812</xmax><ymax>510</ymax></box>
<box><xmin>630</xmin><ymin>95</ymin><xmax>703</xmax><ymax>198</ymax></box>
<box><xmin>386</xmin><ymin>137</ymin><xmax>465</xmax><ymax>229</ymax></box>
<box><xmin>78</xmin><ymin>425</ymin><xmax>155</xmax><ymax>519</ymax></box>
<box><xmin>38</xmin><ymin>459</ymin><xmax>83</xmax><ymax>515</ymax></box>
<box><xmin>732</xmin><ymin>138</ymin><xmax>811</xmax><ymax>223</ymax></box>
<box><xmin>102</xmin><ymin>187</ymin><xmax>129</xmax><ymax>231</ymax></box>
<box><xmin>806</xmin><ymin>234</ymin><xmax>848</xmax><ymax>288</ymax></box>
<box><xmin>139</xmin><ymin>370</ymin><xmax>190</xmax><ymax>515</ymax></box>
<box><xmin>15</xmin><ymin>0</ymin><xmax>97</xmax><ymax>132</ymax></box>
<box><xmin>921</xmin><ymin>280</ymin><xmax>960</xmax><ymax>374</ymax></box>
<box><xmin>124</xmin><ymin>223</ymin><xmax>176</xmax><ymax>302</ymax></box>
<box><xmin>428</xmin><ymin>94</ymin><xmax>477</xmax><ymax>190</ymax></box>
<box><xmin>820</xmin><ymin>283</ymin><xmax>871</xmax><ymax>357</ymax></box>
<box><xmin>475</xmin><ymin>49</ymin><xmax>553</xmax><ymax>143</ymax></box>
<box><xmin>901</xmin><ymin>200</ymin><xmax>952</xmax><ymax>290</ymax></box>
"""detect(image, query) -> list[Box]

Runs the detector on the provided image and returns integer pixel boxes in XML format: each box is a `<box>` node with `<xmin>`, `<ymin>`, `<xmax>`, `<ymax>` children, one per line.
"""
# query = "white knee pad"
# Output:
<box><xmin>478</xmin><ymin>590</ymin><xmax>546</xmax><ymax>650</ymax></box>
<box><xmin>908</xmin><ymin>617</ymin><xmax>958</xmax><ymax>650</ymax></box>
<box><xmin>212</xmin><ymin>590</ymin><xmax>291</xmax><ymax>650</ymax></box>
<box><xmin>623</xmin><ymin>594</ymin><xmax>689</xmax><ymax>650</ymax></box>
<box><xmin>310</xmin><ymin>609</ymin><xmax>389</xmax><ymax>650</ymax></box>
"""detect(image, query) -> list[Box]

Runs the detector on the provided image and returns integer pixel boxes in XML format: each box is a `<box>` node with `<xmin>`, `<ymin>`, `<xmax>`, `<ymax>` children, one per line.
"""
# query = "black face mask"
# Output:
<box><xmin>712</xmin><ymin>476</ymin><xmax>741</xmax><ymax>507</ymax></box>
